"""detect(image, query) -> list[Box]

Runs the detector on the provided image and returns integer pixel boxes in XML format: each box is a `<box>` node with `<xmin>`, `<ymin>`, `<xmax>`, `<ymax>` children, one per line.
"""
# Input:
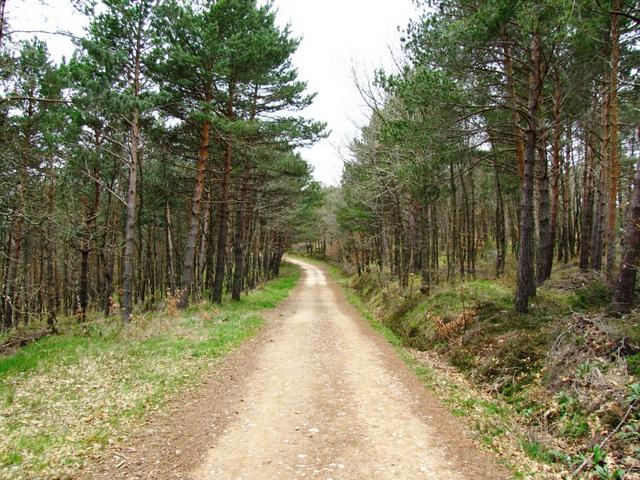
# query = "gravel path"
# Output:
<box><xmin>91</xmin><ymin>258</ymin><xmax>508</xmax><ymax>480</ymax></box>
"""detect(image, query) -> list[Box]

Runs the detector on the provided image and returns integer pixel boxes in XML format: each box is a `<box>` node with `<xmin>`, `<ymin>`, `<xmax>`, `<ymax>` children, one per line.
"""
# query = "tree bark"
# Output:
<box><xmin>4</xmin><ymin>98</ymin><xmax>32</xmax><ymax>328</ymax></box>
<box><xmin>121</xmin><ymin>22</ymin><xmax>144</xmax><ymax>321</ymax></box>
<box><xmin>420</xmin><ymin>205</ymin><xmax>431</xmax><ymax>294</ymax></box>
<box><xmin>560</xmin><ymin>125</ymin><xmax>573</xmax><ymax>262</ymax></box>
<box><xmin>613</xmin><ymin>129</ymin><xmax>640</xmax><ymax>314</ymax></box>
<box><xmin>537</xmin><ymin>142</ymin><xmax>552</xmax><ymax>284</ymax></box>
<box><xmin>45</xmin><ymin>155</ymin><xmax>57</xmax><ymax>332</ymax></box>
<box><xmin>591</xmin><ymin>93</ymin><xmax>610</xmax><ymax>271</ymax></box>
<box><xmin>179</xmin><ymin>119</ymin><xmax>210</xmax><ymax>307</ymax></box>
<box><xmin>580</xmin><ymin>130</ymin><xmax>595</xmax><ymax>270</ymax></box>
<box><xmin>549</xmin><ymin>71</ymin><xmax>562</xmax><ymax>268</ymax></box>
<box><xmin>515</xmin><ymin>32</ymin><xmax>542</xmax><ymax>313</ymax></box>
<box><xmin>121</xmin><ymin>107</ymin><xmax>140</xmax><ymax>321</ymax></box>
<box><xmin>165</xmin><ymin>200</ymin><xmax>176</xmax><ymax>293</ymax></box>
<box><xmin>495</xmin><ymin>161</ymin><xmax>506</xmax><ymax>277</ymax></box>
<box><xmin>232</xmin><ymin>164</ymin><xmax>250</xmax><ymax>301</ymax></box>
<box><xmin>503</xmin><ymin>41</ymin><xmax>526</xmax><ymax>179</ymax></box>
<box><xmin>197</xmin><ymin>189</ymin><xmax>212</xmax><ymax>296</ymax></box>
<box><xmin>0</xmin><ymin>0</ymin><xmax>6</xmax><ymax>50</ymax></box>
<box><xmin>212</xmin><ymin>81</ymin><xmax>236</xmax><ymax>303</ymax></box>
<box><xmin>606</xmin><ymin>0</ymin><xmax>621</xmax><ymax>279</ymax></box>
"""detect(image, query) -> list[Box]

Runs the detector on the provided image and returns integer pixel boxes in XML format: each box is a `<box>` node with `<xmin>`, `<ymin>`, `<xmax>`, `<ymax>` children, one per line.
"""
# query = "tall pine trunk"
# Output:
<box><xmin>536</xmin><ymin>143</ymin><xmax>552</xmax><ymax>284</ymax></box>
<box><xmin>606</xmin><ymin>0</ymin><xmax>621</xmax><ymax>279</ymax></box>
<box><xmin>503</xmin><ymin>40</ymin><xmax>526</xmax><ymax>179</ymax></box>
<box><xmin>211</xmin><ymin>94</ymin><xmax>233</xmax><ymax>303</ymax></box>
<box><xmin>560</xmin><ymin>126</ymin><xmax>573</xmax><ymax>262</ymax></box>
<box><xmin>495</xmin><ymin>161</ymin><xmax>506</xmax><ymax>277</ymax></box>
<box><xmin>579</xmin><ymin>130</ymin><xmax>595</xmax><ymax>269</ymax></box>
<box><xmin>232</xmin><ymin>165</ymin><xmax>250</xmax><ymax>300</ymax></box>
<box><xmin>591</xmin><ymin>93</ymin><xmax>610</xmax><ymax>271</ymax></box>
<box><xmin>122</xmin><ymin>108</ymin><xmax>140</xmax><ymax>321</ymax></box>
<box><xmin>179</xmin><ymin>119</ymin><xmax>210</xmax><ymax>307</ymax></box>
<box><xmin>196</xmin><ymin>190</ymin><xmax>212</xmax><ymax>296</ymax></box>
<box><xmin>121</xmin><ymin>24</ymin><xmax>144</xmax><ymax>321</ymax></box>
<box><xmin>549</xmin><ymin>71</ymin><xmax>562</xmax><ymax>269</ymax></box>
<box><xmin>45</xmin><ymin>155</ymin><xmax>57</xmax><ymax>331</ymax></box>
<box><xmin>420</xmin><ymin>205</ymin><xmax>431</xmax><ymax>294</ymax></box>
<box><xmin>613</xmin><ymin>129</ymin><xmax>640</xmax><ymax>313</ymax></box>
<box><xmin>515</xmin><ymin>33</ymin><xmax>542</xmax><ymax>313</ymax></box>
<box><xmin>165</xmin><ymin>200</ymin><xmax>176</xmax><ymax>293</ymax></box>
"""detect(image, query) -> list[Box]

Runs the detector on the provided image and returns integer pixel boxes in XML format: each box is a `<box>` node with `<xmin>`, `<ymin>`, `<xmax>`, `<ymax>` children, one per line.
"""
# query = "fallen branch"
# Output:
<box><xmin>572</xmin><ymin>399</ymin><xmax>637</xmax><ymax>478</ymax></box>
<box><xmin>1</xmin><ymin>95</ymin><xmax>70</xmax><ymax>104</ymax></box>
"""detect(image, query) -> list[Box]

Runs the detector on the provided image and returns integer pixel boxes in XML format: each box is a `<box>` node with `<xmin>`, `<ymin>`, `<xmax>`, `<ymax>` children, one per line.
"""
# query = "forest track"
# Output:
<box><xmin>91</xmin><ymin>258</ymin><xmax>508</xmax><ymax>480</ymax></box>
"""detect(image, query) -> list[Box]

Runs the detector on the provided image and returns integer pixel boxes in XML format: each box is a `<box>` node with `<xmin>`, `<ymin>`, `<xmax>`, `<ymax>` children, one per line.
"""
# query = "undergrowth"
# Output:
<box><xmin>0</xmin><ymin>264</ymin><xmax>299</xmax><ymax>480</ymax></box>
<box><xmin>321</xmin><ymin>258</ymin><xmax>640</xmax><ymax>479</ymax></box>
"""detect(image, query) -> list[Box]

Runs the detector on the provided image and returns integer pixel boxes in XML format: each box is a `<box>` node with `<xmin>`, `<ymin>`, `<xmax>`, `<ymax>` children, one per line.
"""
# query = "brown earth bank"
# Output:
<box><xmin>87</xmin><ymin>258</ymin><xmax>509</xmax><ymax>479</ymax></box>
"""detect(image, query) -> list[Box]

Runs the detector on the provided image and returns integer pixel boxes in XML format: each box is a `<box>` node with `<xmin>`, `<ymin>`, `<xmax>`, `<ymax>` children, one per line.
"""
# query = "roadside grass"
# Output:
<box><xmin>315</xmin><ymin>256</ymin><xmax>640</xmax><ymax>479</ymax></box>
<box><xmin>328</xmin><ymin>272</ymin><xmax>541</xmax><ymax>479</ymax></box>
<box><xmin>0</xmin><ymin>263</ymin><xmax>299</xmax><ymax>480</ymax></box>
<box><xmin>318</xmin><ymin>260</ymin><xmax>565</xmax><ymax>479</ymax></box>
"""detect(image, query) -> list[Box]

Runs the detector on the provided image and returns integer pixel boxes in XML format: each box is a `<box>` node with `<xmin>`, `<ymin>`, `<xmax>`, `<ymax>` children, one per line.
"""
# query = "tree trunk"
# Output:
<box><xmin>211</xmin><ymin>142</ymin><xmax>233</xmax><ymax>303</ymax></box>
<box><xmin>560</xmin><ymin>125</ymin><xmax>573</xmax><ymax>262</ymax></box>
<box><xmin>212</xmin><ymin>82</ymin><xmax>235</xmax><ymax>303</ymax></box>
<box><xmin>232</xmin><ymin>165</ymin><xmax>250</xmax><ymax>301</ymax></box>
<box><xmin>613</xmin><ymin>129</ymin><xmax>640</xmax><ymax>314</ymax></box>
<box><xmin>165</xmin><ymin>200</ymin><xmax>176</xmax><ymax>292</ymax></box>
<box><xmin>503</xmin><ymin>40</ymin><xmax>526</xmax><ymax>179</ymax></box>
<box><xmin>606</xmin><ymin>0</ymin><xmax>621</xmax><ymax>279</ymax></box>
<box><xmin>179</xmin><ymin>119</ymin><xmax>210</xmax><ymax>307</ymax></box>
<box><xmin>579</xmin><ymin>130</ymin><xmax>595</xmax><ymax>270</ymax></box>
<box><xmin>4</xmin><ymin>99</ymin><xmax>33</xmax><ymax>328</ymax></box>
<box><xmin>591</xmin><ymin>93</ymin><xmax>610</xmax><ymax>271</ymax></box>
<box><xmin>45</xmin><ymin>156</ymin><xmax>57</xmax><ymax>332</ymax></box>
<box><xmin>536</xmin><ymin>142</ymin><xmax>552</xmax><ymax>284</ymax></box>
<box><xmin>495</xmin><ymin>162</ymin><xmax>506</xmax><ymax>277</ymax></box>
<box><xmin>549</xmin><ymin>71</ymin><xmax>562</xmax><ymax>268</ymax></box>
<box><xmin>449</xmin><ymin>162</ymin><xmax>458</xmax><ymax>281</ymax></box>
<box><xmin>197</xmin><ymin>189</ymin><xmax>212</xmax><ymax>297</ymax></box>
<box><xmin>121</xmin><ymin>107</ymin><xmax>140</xmax><ymax>322</ymax></box>
<box><xmin>420</xmin><ymin>205</ymin><xmax>431</xmax><ymax>295</ymax></box>
<box><xmin>515</xmin><ymin>33</ymin><xmax>542</xmax><ymax>313</ymax></box>
<box><xmin>0</xmin><ymin>0</ymin><xmax>6</xmax><ymax>50</ymax></box>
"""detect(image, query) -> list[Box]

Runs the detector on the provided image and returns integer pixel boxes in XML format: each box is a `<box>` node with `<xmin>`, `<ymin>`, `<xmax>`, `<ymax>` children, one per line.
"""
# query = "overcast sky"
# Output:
<box><xmin>8</xmin><ymin>0</ymin><xmax>418</xmax><ymax>186</ymax></box>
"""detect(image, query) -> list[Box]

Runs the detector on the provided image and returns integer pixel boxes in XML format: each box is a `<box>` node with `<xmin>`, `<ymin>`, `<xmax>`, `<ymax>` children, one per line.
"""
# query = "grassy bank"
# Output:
<box><xmin>0</xmin><ymin>263</ymin><xmax>299</xmax><ymax>480</ymax></box>
<box><xmin>319</xmin><ymin>259</ymin><xmax>639</xmax><ymax>479</ymax></box>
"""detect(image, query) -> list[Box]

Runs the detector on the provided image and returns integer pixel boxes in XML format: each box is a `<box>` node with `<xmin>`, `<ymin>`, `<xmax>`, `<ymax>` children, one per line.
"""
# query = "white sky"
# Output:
<box><xmin>8</xmin><ymin>0</ymin><xmax>418</xmax><ymax>186</ymax></box>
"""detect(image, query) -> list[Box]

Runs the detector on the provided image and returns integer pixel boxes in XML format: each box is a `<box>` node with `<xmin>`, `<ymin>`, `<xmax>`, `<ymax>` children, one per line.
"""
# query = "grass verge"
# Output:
<box><xmin>0</xmin><ymin>263</ymin><xmax>299</xmax><ymax>480</ymax></box>
<box><xmin>319</xmin><ymin>260</ymin><xmax>556</xmax><ymax>479</ymax></box>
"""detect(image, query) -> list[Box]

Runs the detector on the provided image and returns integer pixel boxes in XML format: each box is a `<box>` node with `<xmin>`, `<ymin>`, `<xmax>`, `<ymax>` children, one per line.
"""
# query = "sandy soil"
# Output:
<box><xmin>90</xmin><ymin>258</ymin><xmax>509</xmax><ymax>479</ymax></box>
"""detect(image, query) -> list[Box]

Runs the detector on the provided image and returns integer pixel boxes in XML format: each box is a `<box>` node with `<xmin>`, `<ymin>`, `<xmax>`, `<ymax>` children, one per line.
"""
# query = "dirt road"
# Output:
<box><xmin>92</xmin><ymin>258</ymin><xmax>508</xmax><ymax>479</ymax></box>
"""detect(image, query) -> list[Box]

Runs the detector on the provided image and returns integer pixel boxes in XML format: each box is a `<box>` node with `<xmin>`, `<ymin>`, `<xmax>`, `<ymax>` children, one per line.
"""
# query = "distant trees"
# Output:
<box><xmin>152</xmin><ymin>0</ymin><xmax>321</xmax><ymax>306</ymax></box>
<box><xmin>324</xmin><ymin>0</ymin><xmax>639</xmax><ymax>313</ymax></box>
<box><xmin>0</xmin><ymin>0</ymin><xmax>324</xmax><ymax>331</ymax></box>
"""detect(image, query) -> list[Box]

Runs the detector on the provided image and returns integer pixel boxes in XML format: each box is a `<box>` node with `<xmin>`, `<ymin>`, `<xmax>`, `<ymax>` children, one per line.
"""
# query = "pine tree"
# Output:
<box><xmin>76</xmin><ymin>0</ymin><xmax>158</xmax><ymax>321</ymax></box>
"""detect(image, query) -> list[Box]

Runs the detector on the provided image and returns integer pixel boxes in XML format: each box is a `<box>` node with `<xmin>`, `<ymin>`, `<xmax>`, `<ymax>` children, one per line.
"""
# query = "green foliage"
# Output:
<box><xmin>151</xmin><ymin>0</ymin><xmax>324</xmax><ymax>141</ymax></box>
<box><xmin>589</xmin><ymin>445</ymin><xmax>625</xmax><ymax>480</ymax></box>
<box><xmin>521</xmin><ymin>440</ymin><xmax>567</xmax><ymax>465</ymax></box>
<box><xmin>628</xmin><ymin>382</ymin><xmax>640</xmax><ymax>402</ymax></box>
<box><xmin>569</xmin><ymin>281</ymin><xmax>613</xmax><ymax>311</ymax></box>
